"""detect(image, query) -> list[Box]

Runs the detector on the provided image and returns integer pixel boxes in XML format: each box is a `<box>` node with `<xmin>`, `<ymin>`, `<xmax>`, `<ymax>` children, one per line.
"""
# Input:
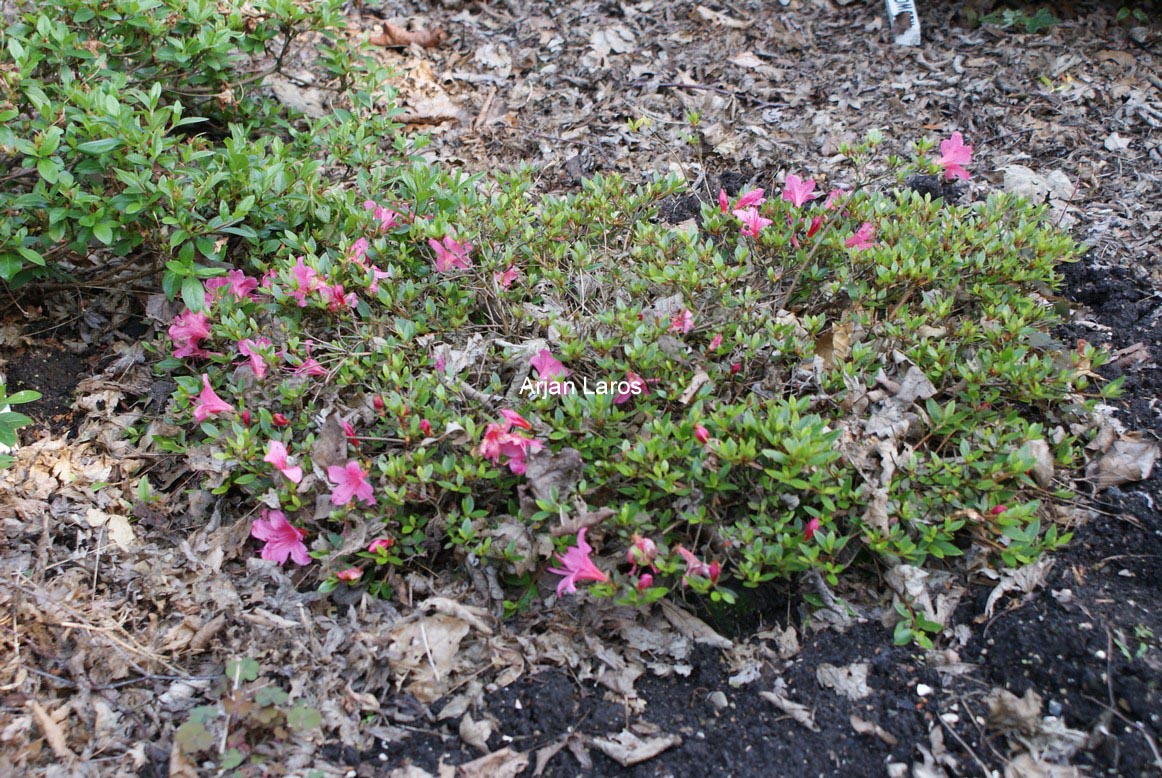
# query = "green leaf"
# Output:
<box><xmin>286</xmin><ymin>705</ymin><xmax>322</xmax><ymax>731</ymax></box>
<box><xmin>93</xmin><ymin>222</ymin><xmax>114</xmax><ymax>245</ymax></box>
<box><xmin>225</xmin><ymin>657</ymin><xmax>260</xmax><ymax>683</ymax></box>
<box><xmin>36</xmin><ymin>157</ymin><xmax>60</xmax><ymax>184</ymax></box>
<box><xmin>77</xmin><ymin>138</ymin><xmax>123</xmax><ymax>154</ymax></box>
<box><xmin>181</xmin><ymin>275</ymin><xmax>205</xmax><ymax>312</ymax></box>
<box><xmin>5</xmin><ymin>390</ymin><xmax>41</xmax><ymax>405</ymax></box>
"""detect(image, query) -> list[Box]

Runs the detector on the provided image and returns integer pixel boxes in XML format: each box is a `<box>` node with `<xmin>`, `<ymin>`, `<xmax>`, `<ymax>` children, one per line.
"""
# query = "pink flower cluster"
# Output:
<box><xmin>937</xmin><ymin>132</ymin><xmax>973</xmax><ymax>181</ymax></box>
<box><xmin>548</xmin><ymin>528</ymin><xmax>609</xmax><ymax>597</ymax></box>
<box><xmin>479</xmin><ymin>410</ymin><xmax>543</xmax><ymax>475</ymax></box>
<box><xmin>328</xmin><ymin>460</ymin><xmax>376</xmax><ymax>507</ymax></box>
<box><xmin>430</xmin><ymin>234</ymin><xmax>473</xmax><ymax>272</ymax></box>
<box><xmin>251</xmin><ymin>508</ymin><xmax>310</xmax><ymax>566</ymax></box>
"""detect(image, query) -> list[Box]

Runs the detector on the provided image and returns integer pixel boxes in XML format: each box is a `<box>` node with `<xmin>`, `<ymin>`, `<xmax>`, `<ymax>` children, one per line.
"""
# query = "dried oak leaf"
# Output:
<box><xmin>369</xmin><ymin>23</ymin><xmax>446</xmax><ymax>49</ymax></box>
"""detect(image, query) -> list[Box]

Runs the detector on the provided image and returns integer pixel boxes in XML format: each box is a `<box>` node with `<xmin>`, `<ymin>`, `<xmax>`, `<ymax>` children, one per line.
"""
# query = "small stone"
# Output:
<box><xmin>916</xmin><ymin>683</ymin><xmax>933</xmax><ymax>697</ymax></box>
<box><xmin>1096</xmin><ymin>650</ymin><xmax>1107</xmax><ymax>660</ymax></box>
<box><xmin>940</xmin><ymin>713</ymin><xmax>959</xmax><ymax>724</ymax></box>
<box><xmin>708</xmin><ymin>691</ymin><xmax>729</xmax><ymax>711</ymax></box>
<box><xmin>1048</xmin><ymin>700</ymin><xmax>1063</xmax><ymax>716</ymax></box>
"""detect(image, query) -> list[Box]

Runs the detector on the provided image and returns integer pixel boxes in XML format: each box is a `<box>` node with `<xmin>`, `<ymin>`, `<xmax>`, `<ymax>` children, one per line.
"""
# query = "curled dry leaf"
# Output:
<box><xmin>1086</xmin><ymin>435</ymin><xmax>1158</xmax><ymax>490</ymax></box>
<box><xmin>369</xmin><ymin>22</ymin><xmax>446</xmax><ymax>49</ymax></box>
<box><xmin>691</xmin><ymin>4</ymin><xmax>754</xmax><ymax>28</ymax></box>
<box><xmin>590</xmin><ymin>730</ymin><xmax>682</xmax><ymax>767</ymax></box>
<box><xmin>659</xmin><ymin>599</ymin><xmax>732</xmax><ymax>649</ymax></box>
<box><xmin>983</xmin><ymin>559</ymin><xmax>1054</xmax><ymax>619</ymax></box>
<box><xmin>816</xmin><ymin>662</ymin><xmax>871</xmax><ymax>700</ymax></box>
<box><xmin>851</xmin><ymin>714</ymin><xmax>899</xmax><ymax>746</ymax></box>
<box><xmin>455</xmin><ymin>747</ymin><xmax>528</xmax><ymax>778</ymax></box>
<box><xmin>458</xmin><ymin>713</ymin><xmax>493</xmax><ymax>753</ymax></box>
<box><xmin>760</xmin><ymin>684</ymin><xmax>819</xmax><ymax>732</ymax></box>
<box><xmin>985</xmin><ymin>688</ymin><xmax>1043</xmax><ymax>737</ymax></box>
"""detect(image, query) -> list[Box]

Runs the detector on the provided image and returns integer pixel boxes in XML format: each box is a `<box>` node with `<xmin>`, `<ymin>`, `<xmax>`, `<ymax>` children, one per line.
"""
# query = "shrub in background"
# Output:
<box><xmin>0</xmin><ymin>0</ymin><xmax>406</xmax><ymax>297</ymax></box>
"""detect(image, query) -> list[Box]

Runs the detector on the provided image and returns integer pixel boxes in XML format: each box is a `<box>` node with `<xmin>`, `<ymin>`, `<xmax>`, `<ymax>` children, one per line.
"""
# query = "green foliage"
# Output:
<box><xmin>0</xmin><ymin>0</ymin><xmax>406</xmax><ymax>288</ymax></box>
<box><xmin>174</xmin><ymin>657</ymin><xmax>322</xmax><ymax>774</ymax></box>
<box><xmin>156</xmin><ymin>130</ymin><xmax>1106</xmax><ymax>625</ymax></box>
<box><xmin>0</xmin><ymin>384</ymin><xmax>41</xmax><ymax>469</ymax></box>
<box><xmin>981</xmin><ymin>7</ymin><xmax>1060</xmax><ymax>33</ymax></box>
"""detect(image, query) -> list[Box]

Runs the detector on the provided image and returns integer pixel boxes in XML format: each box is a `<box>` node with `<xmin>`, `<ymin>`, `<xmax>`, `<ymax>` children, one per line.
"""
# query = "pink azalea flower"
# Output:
<box><xmin>734</xmin><ymin>188</ymin><xmax>765</xmax><ymax>210</ymax></box>
<box><xmin>429</xmin><ymin>235</ymin><xmax>473</xmax><ymax>272</ymax></box>
<box><xmin>499</xmin><ymin>409</ymin><xmax>533</xmax><ymax>430</ymax></box>
<box><xmin>435</xmin><ymin>352</ymin><xmax>447</xmax><ymax>373</ymax></box>
<box><xmin>806</xmin><ymin>215</ymin><xmax>824</xmax><ymax>238</ymax></box>
<box><xmin>349</xmin><ymin>237</ymin><xmax>370</xmax><ymax>264</ymax></box>
<box><xmin>169</xmin><ymin>311</ymin><xmax>212</xmax><ymax>359</ymax></box>
<box><xmin>496</xmin><ymin>265</ymin><xmax>521</xmax><ymax>289</ymax></box>
<box><xmin>479</xmin><ymin>412</ymin><xmax>543</xmax><ymax>475</ymax></box>
<box><xmin>938</xmin><ymin>132</ymin><xmax>973</xmax><ymax>181</ymax></box>
<box><xmin>669</xmin><ymin>308</ymin><xmax>695</xmax><ymax>334</ymax></box>
<box><xmin>336</xmin><ymin>567</ymin><xmax>363</xmax><ymax>582</ymax></box>
<box><xmin>238</xmin><ymin>337</ymin><xmax>271</xmax><ymax>379</ymax></box>
<box><xmin>364</xmin><ymin>200</ymin><xmax>402</xmax><ymax>232</ymax></box>
<box><xmin>730</xmin><ymin>362</ymin><xmax>741</xmax><ymax>375</ymax></box>
<box><xmin>781</xmin><ymin>174</ymin><xmax>819</xmax><ymax>208</ymax></box>
<box><xmin>694</xmin><ymin>424</ymin><xmax>710</xmax><ymax>444</ymax></box>
<box><xmin>676</xmin><ymin>545</ymin><xmax>720</xmax><ymax>584</ymax></box>
<box><xmin>419</xmin><ymin>418</ymin><xmax>433</xmax><ymax>436</ymax></box>
<box><xmin>547</xmin><ymin>528</ymin><xmax>610</xmax><ymax>597</ymax></box>
<box><xmin>845</xmin><ymin>221</ymin><xmax>876</xmax><ymax>250</ymax></box>
<box><xmin>718</xmin><ymin>188</ymin><xmax>730</xmax><ymax>214</ymax></box>
<box><xmin>614</xmin><ymin>371</ymin><xmax>650</xmax><ymax>405</ymax></box>
<box><xmin>324</xmin><ymin>282</ymin><xmax>357</xmax><ymax>312</ymax></box>
<box><xmin>367</xmin><ymin>265</ymin><xmax>391</xmax><ymax>295</ymax></box>
<box><xmin>291</xmin><ymin>356</ymin><xmax>327</xmax><ymax>377</ymax></box>
<box><xmin>223</xmin><ymin>270</ymin><xmax>258</xmax><ymax>301</ymax></box>
<box><xmin>193</xmin><ymin>374</ymin><xmax>233</xmax><ymax>423</ymax></box>
<box><xmin>990</xmin><ymin>505</ymin><xmax>1008</xmax><ymax>516</ymax></box>
<box><xmin>636</xmin><ymin>573</ymin><xmax>654</xmax><ymax>592</ymax></box>
<box><xmin>530</xmin><ymin>349</ymin><xmax>570</xmax><ymax>381</ymax></box>
<box><xmin>734</xmin><ymin>207</ymin><xmax>773</xmax><ymax>238</ymax></box>
<box><xmin>289</xmin><ymin>257</ymin><xmax>320</xmax><ymax>307</ymax></box>
<box><xmin>626</xmin><ymin>534</ymin><xmax>658</xmax><ymax>571</ymax></box>
<box><xmin>708</xmin><ymin>334</ymin><xmax>723</xmax><ymax>352</ymax></box>
<box><xmin>823</xmin><ymin>187</ymin><xmax>849</xmax><ymax>212</ymax></box>
<box><xmin>368</xmin><ymin>537</ymin><xmax>395</xmax><ymax>553</ymax></box>
<box><xmin>340</xmin><ymin>420</ymin><xmax>360</xmax><ymax>448</ymax></box>
<box><xmin>327</xmin><ymin>460</ymin><xmax>376</xmax><ymax>506</ymax></box>
<box><xmin>804</xmin><ymin>517</ymin><xmax>821</xmax><ymax>540</ymax></box>
<box><xmin>250</xmin><ymin>508</ymin><xmax>311</xmax><ymax>566</ymax></box>
<box><xmin>264</xmin><ymin>440</ymin><xmax>303</xmax><ymax>484</ymax></box>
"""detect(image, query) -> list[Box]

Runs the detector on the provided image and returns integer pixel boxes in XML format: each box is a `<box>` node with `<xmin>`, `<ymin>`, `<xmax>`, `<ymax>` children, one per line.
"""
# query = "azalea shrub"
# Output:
<box><xmin>155</xmin><ymin>131</ymin><xmax>1114</xmax><ymax>613</ymax></box>
<box><xmin>0</xmin><ymin>0</ymin><xmax>403</xmax><ymax>288</ymax></box>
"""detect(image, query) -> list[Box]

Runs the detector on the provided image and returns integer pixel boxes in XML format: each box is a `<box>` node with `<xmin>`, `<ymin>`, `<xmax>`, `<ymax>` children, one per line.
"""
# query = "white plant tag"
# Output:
<box><xmin>885</xmin><ymin>0</ymin><xmax>922</xmax><ymax>46</ymax></box>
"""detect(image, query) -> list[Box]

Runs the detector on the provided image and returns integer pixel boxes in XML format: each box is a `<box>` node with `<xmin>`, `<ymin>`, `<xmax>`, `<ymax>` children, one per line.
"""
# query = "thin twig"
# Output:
<box><xmin>939</xmin><ymin>714</ymin><xmax>995</xmax><ymax>777</ymax></box>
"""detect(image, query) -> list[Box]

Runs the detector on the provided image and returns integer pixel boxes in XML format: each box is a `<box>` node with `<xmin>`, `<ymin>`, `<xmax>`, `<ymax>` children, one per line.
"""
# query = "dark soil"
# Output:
<box><xmin>3</xmin><ymin>348</ymin><xmax>87</xmax><ymax>431</ymax></box>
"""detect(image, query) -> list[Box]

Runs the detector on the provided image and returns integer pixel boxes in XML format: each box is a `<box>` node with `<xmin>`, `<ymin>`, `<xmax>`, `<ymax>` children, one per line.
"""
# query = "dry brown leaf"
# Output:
<box><xmin>1086</xmin><ymin>435</ymin><xmax>1158</xmax><ymax>490</ymax></box>
<box><xmin>659</xmin><ymin>600</ymin><xmax>732</xmax><ymax>649</ymax></box>
<box><xmin>679</xmin><ymin>369</ymin><xmax>711</xmax><ymax>405</ymax></box>
<box><xmin>985</xmin><ymin>688</ymin><xmax>1042</xmax><ymax>736</ymax></box>
<box><xmin>590</xmin><ymin>730</ymin><xmax>681</xmax><ymax>767</ymax></box>
<box><xmin>310</xmin><ymin>412</ymin><xmax>348</xmax><ymax>473</ymax></box>
<box><xmin>691</xmin><ymin>4</ymin><xmax>753</xmax><ymax>28</ymax></box>
<box><xmin>455</xmin><ymin>747</ymin><xmax>528</xmax><ymax>778</ymax></box>
<box><xmin>984</xmin><ymin>559</ymin><xmax>1054</xmax><ymax>619</ymax></box>
<box><xmin>369</xmin><ymin>23</ymin><xmax>446</xmax><ymax>49</ymax></box>
<box><xmin>851</xmin><ymin>714</ymin><xmax>899</xmax><ymax>746</ymax></box>
<box><xmin>524</xmin><ymin>447</ymin><xmax>583</xmax><ymax>503</ymax></box>
<box><xmin>28</xmin><ymin>700</ymin><xmax>73</xmax><ymax>761</ymax></box>
<box><xmin>816</xmin><ymin>662</ymin><xmax>871</xmax><ymax>700</ymax></box>
<box><xmin>815</xmin><ymin>322</ymin><xmax>853</xmax><ymax>370</ymax></box>
<box><xmin>760</xmin><ymin>687</ymin><xmax>819</xmax><ymax>731</ymax></box>
<box><xmin>458</xmin><ymin>713</ymin><xmax>492</xmax><ymax>753</ymax></box>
